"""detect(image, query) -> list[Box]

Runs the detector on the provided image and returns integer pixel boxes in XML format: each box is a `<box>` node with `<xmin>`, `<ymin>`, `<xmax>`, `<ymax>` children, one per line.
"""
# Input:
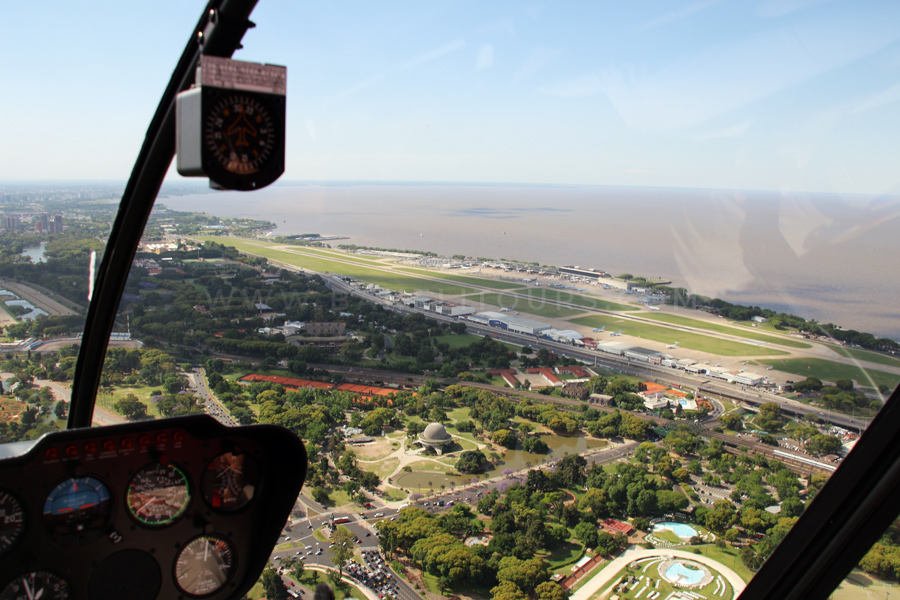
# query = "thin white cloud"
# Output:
<box><xmin>600</xmin><ymin>9</ymin><xmax>900</xmax><ymax>131</ymax></box>
<box><xmin>850</xmin><ymin>82</ymin><xmax>900</xmax><ymax>115</ymax></box>
<box><xmin>525</xmin><ymin>3</ymin><xmax>546</xmax><ymax>20</ymax></box>
<box><xmin>304</xmin><ymin>119</ymin><xmax>317</xmax><ymax>143</ymax></box>
<box><xmin>631</xmin><ymin>0</ymin><xmax>722</xmax><ymax>33</ymax></box>
<box><xmin>695</xmin><ymin>121</ymin><xmax>753</xmax><ymax>140</ymax></box>
<box><xmin>400</xmin><ymin>39</ymin><xmax>467</xmax><ymax>70</ymax></box>
<box><xmin>476</xmin><ymin>17</ymin><xmax>515</xmax><ymax>37</ymax></box>
<box><xmin>757</xmin><ymin>0</ymin><xmax>834</xmax><ymax>19</ymax></box>
<box><xmin>323</xmin><ymin>73</ymin><xmax>385</xmax><ymax>105</ymax></box>
<box><xmin>539</xmin><ymin>73</ymin><xmax>602</xmax><ymax>98</ymax></box>
<box><xmin>476</xmin><ymin>45</ymin><xmax>494</xmax><ymax>71</ymax></box>
<box><xmin>513</xmin><ymin>46</ymin><xmax>563</xmax><ymax>82</ymax></box>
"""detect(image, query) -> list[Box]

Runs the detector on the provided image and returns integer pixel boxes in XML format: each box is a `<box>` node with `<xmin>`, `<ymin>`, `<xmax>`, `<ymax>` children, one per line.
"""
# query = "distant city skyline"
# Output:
<box><xmin>2</xmin><ymin>0</ymin><xmax>899</xmax><ymax>195</ymax></box>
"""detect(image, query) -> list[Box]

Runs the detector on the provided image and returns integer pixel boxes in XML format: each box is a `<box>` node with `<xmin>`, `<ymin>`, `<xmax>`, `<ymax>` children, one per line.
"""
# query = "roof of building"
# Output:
<box><xmin>421</xmin><ymin>422</ymin><xmax>451</xmax><ymax>442</ymax></box>
<box><xmin>472</xmin><ymin>311</ymin><xmax>550</xmax><ymax>330</ymax></box>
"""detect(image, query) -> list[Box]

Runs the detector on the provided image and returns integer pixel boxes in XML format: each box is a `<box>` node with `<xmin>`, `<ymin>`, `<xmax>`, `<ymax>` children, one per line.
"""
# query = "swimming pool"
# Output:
<box><xmin>665</xmin><ymin>562</ymin><xmax>706</xmax><ymax>586</ymax></box>
<box><xmin>653</xmin><ymin>521</ymin><xmax>699</xmax><ymax>539</ymax></box>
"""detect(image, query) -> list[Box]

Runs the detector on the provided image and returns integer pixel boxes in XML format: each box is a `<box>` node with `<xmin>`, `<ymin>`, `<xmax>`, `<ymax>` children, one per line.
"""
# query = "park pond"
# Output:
<box><xmin>393</xmin><ymin>433</ymin><xmax>607</xmax><ymax>492</ymax></box>
<box><xmin>20</xmin><ymin>243</ymin><xmax>46</xmax><ymax>263</ymax></box>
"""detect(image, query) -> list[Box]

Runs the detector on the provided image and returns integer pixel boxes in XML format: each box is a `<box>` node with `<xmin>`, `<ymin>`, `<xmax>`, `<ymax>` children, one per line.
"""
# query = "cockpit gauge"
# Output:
<box><xmin>0</xmin><ymin>571</ymin><xmax>70</xmax><ymax>600</ymax></box>
<box><xmin>0</xmin><ymin>490</ymin><xmax>25</xmax><ymax>556</ymax></box>
<box><xmin>174</xmin><ymin>534</ymin><xmax>235</xmax><ymax>597</ymax></box>
<box><xmin>202</xmin><ymin>451</ymin><xmax>259</xmax><ymax>512</ymax></box>
<box><xmin>177</xmin><ymin>55</ymin><xmax>286</xmax><ymax>191</ymax></box>
<box><xmin>126</xmin><ymin>462</ymin><xmax>190</xmax><ymax>526</ymax></box>
<box><xmin>42</xmin><ymin>477</ymin><xmax>111</xmax><ymax>540</ymax></box>
<box><xmin>203</xmin><ymin>93</ymin><xmax>278</xmax><ymax>178</ymax></box>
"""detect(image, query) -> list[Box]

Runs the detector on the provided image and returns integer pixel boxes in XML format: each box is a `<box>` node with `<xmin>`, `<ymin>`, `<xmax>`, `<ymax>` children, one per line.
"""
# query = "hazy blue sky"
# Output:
<box><xmin>2</xmin><ymin>0</ymin><xmax>899</xmax><ymax>194</ymax></box>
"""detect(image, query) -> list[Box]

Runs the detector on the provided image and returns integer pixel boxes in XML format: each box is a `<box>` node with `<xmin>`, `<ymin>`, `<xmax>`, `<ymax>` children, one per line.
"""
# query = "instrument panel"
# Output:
<box><xmin>0</xmin><ymin>415</ymin><xmax>307</xmax><ymax>600</ymax></box>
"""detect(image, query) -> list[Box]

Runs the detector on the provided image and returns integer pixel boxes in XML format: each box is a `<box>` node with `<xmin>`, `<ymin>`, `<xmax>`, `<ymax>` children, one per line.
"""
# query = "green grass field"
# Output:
<box><xmin>759</xmin><ymin>357</ymin><xmax>900</xmax><ymax>390</ymax></box>
<box><xmin>359</xmin><ymin>457</ymin><xmax>399</xmax><ymax>479</ymax></box>
<box><xmin>397</xmin><ymin>267</ymin><xmax>524</xmax><ymax>290</ymax></box>
<box><xmin>433</xmin><ymin>333</ymin><xmax>484</xmax><ymax>349</ymax></box>
<box><xmin>462</xmin><ymin>291</ymin><xmax>584</xmax><ymax>319</ymax></box>
<box><xmin>279</xmin><ymin>245</ymin><xmax>388</xmax><ymax>265</ymax></box>
<box><xmin>692</xmin><ymin>544</ymin><xmax>754</xmax><ymax>583</ymax></box>
<box><xmin>542</xmin><ymin>541</ymin><xmax>585</xmax><ymax>571</ymax></box>
<box><xmin>826</xmin><ymin>344</ymin><xmax>900</xmax><ymax>368</ymax></box>
<box><xmin>641</xmin><ymin>313</ymin><xmax>812</xmax><ymax>349</ymax></box>
<box><xmin>447</xmin><ymin>407</ymin><xmax>472</xmax><ymax>422</ymax></box>
<box><xmin>571</xmin><ymin>315</ymin><xmax>788</xmax><ymax>356</ymax></box>
<box><xmin>95</xmin><ymin>385</ymin><xmax>163</xmax><ymax>417</ymax></box>
<box><xmin>522</xmin><ymin>288</ymin><xmax>640</xmax><ymax>312</ymax></box>
<box><xmin>196</xmin><ymin>237</ymin><xmax>477</xmax><ymax>296</ymax></box>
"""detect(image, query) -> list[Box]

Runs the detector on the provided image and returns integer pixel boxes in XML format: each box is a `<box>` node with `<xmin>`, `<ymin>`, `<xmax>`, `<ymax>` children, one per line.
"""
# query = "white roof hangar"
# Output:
<box><xmin>469</xmin><ymin>311</ymin><xmax>551</xmax><ymax>335</ymax></box>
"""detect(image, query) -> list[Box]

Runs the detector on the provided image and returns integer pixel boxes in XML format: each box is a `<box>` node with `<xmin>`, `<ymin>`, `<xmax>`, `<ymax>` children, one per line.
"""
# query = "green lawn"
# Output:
<box><xmin>759</xmin><ymin>357</ymin><xmax>900</xmax><ymax>390</ymax></box>
<box><xmin>641</xmin><ymin>313</ymin><xmax>812</xmax><ymax>349</ymax></box>
<box><xmin>521</xmin><ymin>288</ymin><xmax>640</xmax><ymax>312</ymax></box>
<box><xmin>397</xmin><ymin>267</ymin><xmax>524</xmax><ymax>290</ymax></box>
<box><xmin>693</xmin><ymin>544</ymin><xmax>755</xmax><ymax>583</ymax></box>
<box><xmin>433</xmin><ymin>333</ymin><xmax>483</xmax><ymax>349</ymax></box>
<box><xmin>542</xmin><ymin>541</ymin><xmax>585</xmax><ymax>571</ymax></box>
<box><xmin>95</xmin><ymin>385</ymin><xmax>163</xmax><ymax>417</ymax></box>
<box><xmin>462</xmin><ymin>292</ymin><xmax>583</xmax><ymax>319</ymax></box>
<box><xmin>360</xmin><ymin>457</ymin><xmax>399</xmax><ymax>479</ymax></box>
<box><xmin>571</xmin><ymin>315</ymin><xmax>789</xmax><ymax>357</ymax></box>
<box><xmin>446</xmin><ymin>407</ymin><xmax>471</xmax><ymax>422</ymax></box>
<box><xmin>826</xmin><ymin>344</ymin><xmax>900</xmax><ymax>368</ymax></box>
<box><xmin>195</xmin><ymin>237</ymin><xmax>477</xmax><ymax>296</ymax></box>
<box><xmin>280</xmin><ymin>245</ymin><xmax>388</xmax><ymax>265</ymax></box>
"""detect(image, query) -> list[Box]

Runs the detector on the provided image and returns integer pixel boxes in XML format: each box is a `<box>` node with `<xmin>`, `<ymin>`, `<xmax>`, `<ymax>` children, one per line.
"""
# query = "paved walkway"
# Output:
<box><xmin>570</xmin><ymin>547</ymin><xmax>747</xmax><ymax>600</ymax></box>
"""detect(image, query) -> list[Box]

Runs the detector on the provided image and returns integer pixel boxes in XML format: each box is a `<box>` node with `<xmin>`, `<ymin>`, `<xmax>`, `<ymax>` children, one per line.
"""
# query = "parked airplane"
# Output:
<box><xmin>648</xmin><ymin>305</ymin><xmax>660</xmax><ymax>311</ymax></box>
<box><xmin>592</xmin><ymin>326</ymin><xmax>606</xmax><ymax>332</ymax></box>
<box><xmin>499</xmin><ymin>305</ymin><xmax>514</xmax><ymax>312</ymax></box>
<box><xmin>666</xmin><ymin>342</ymin><xmax>679</xmax><ymax>349</ymax></box>
<box><xmin>610</xmin><ymin>329</ymin><xmax>623</xmax><ymax>336</ymax></box>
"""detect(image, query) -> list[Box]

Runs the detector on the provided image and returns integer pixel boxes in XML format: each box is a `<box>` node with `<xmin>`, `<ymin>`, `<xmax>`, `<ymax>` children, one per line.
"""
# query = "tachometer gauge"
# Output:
<box><xmin>126</xmin><ymin>462</ymin><xmax>190</xmax><ymax>526</ymax></box>
<box><xmin>202</xmin><ymin>452</ymin><xmax>259</xmax><ymax>512</ymax></box>
<box><xmin>174</xmin><ymin>535</ymin><xmax>234</xmax><ymax>597</ymax></box>
<box><xmin>0</xmin><ymin>571</ymin><xmax>70</xmax><ymax>600</ymax></box>
<box><xmin>0</xmin><ymin>490</ymin><xmax>25</xmax><ymax>556</ymax></box>
<box><xmin>43</xmin><ymin>477</ymin><xmax>111</xmax><ymax>539</ymax></box>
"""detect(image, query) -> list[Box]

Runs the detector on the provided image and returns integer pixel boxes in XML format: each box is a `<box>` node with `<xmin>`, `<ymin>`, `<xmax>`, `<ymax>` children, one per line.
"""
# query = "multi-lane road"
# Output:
<box><xmin>324</xmin><ymin>274</ymin><xmax>865</xmax><ymax>432</ymax></box>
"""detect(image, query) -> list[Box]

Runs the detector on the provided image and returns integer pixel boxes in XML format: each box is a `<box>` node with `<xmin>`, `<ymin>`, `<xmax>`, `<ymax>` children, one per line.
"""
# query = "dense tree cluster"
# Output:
<box><xmin>860</xmin><ymin>521</ymin><xmax>900</xmax><ymax>581</ymax></box>
<box><xmin>584</xmin><ymin>410</ymin><xmax>649</xmax><ymax>441</ymax></box>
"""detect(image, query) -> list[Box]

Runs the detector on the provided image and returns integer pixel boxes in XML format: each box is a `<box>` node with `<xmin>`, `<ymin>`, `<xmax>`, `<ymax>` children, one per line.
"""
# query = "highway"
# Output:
<box><xmin>322</xmin><ymin>274</ymin><xmax>865</xmax><ymax>432</ymax></box>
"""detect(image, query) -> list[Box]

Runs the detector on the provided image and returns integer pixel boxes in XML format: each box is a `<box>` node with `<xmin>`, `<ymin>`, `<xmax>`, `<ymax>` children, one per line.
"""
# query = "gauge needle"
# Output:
<box><xmin>23</xmin><ymin>575</ymin><xmax>38</xmax><ymax>600</ymax></box>
<box><xmin>204</xmin><ymin>539</ymin><xmax>209</xmax><ymax>562</ymax></box>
